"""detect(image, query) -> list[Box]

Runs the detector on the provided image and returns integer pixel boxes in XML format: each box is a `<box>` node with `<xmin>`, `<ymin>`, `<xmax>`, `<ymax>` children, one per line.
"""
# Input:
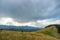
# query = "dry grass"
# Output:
<box><xmin>0</xmin><ymin>30</ymin><xmax>59</xmax><ymax>40</ymax></box>
<box><xmin>0</xmin><ymin>26</ymin><xmax>60</xmax><ymax>40</ymax></box>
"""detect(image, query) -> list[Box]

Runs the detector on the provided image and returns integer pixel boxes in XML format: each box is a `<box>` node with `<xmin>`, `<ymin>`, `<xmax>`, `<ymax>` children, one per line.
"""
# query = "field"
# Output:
<box><xmin>0</xmin><ymin>26</ymin><xmax>60</xmax><ymax>40</ymax></box>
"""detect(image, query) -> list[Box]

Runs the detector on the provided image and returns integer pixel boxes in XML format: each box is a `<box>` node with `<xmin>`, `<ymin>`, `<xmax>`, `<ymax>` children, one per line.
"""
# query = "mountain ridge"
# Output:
<box><xmin>0</xmin><ymin>25</ymin><xmax>42</xmax><ymax>32</ymax></box>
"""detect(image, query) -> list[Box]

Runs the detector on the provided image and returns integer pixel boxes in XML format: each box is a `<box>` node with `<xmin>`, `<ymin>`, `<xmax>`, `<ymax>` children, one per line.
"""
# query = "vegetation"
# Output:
<box><xmin>0</xmin><ymin>25</ymin><xmax>60</xmax><ymax>40</ymax></box>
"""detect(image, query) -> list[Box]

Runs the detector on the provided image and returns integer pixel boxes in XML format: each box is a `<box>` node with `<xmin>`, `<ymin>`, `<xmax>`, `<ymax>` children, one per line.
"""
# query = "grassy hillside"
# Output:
<box><xmin>0</xmin><ymin>25</ymin><xmax>60</xmax><ymax>40</ymax></box>
<box><xmin>36</xmin><ymin>26</ymin><xmax>60</xmax><ymax>38</ymax></box>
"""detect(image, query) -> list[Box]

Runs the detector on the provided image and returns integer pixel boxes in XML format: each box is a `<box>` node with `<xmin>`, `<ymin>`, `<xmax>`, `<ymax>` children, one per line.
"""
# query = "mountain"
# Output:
<box><xmin>0</xmin><ymin>25</ymin><xmax>42</xmax><ymax>32</ymax></box>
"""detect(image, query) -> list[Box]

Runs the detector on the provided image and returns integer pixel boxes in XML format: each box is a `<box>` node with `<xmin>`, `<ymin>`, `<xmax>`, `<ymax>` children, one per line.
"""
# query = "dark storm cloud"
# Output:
<box><xmin>0</xmin><ymin>0</ymin><xmax>60</xmax><ymax>22</ymax></box>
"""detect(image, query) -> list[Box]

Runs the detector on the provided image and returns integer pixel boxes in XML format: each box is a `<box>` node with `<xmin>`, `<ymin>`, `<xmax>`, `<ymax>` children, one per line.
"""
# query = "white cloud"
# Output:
<box><xmin>0</xmin><ymin>17</ymin><xmax>36</xmax><ymax>27</ymax></box>
<box><xmin>36</xmin><ymin>19</ymin><xmax>60</xmax><ymax>28</ymax></box>
<box><xmin>0</xmin><ymin>17</ymin><xmax>60</xmax><ymax>28</ymax></box>
<box><xmin>0</xmin><ymin>18</ymin><xmax>14</xmax><ymax>25</ymax></box>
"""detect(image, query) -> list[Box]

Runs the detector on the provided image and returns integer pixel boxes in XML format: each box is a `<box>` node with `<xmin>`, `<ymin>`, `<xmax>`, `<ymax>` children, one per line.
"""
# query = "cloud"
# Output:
<box><xmin>0</xmin><ymin>0</ymin><xmax>60</xmax><ymax>22</ymax></box>
<box><xmin>36</xmin><ymin>19</ymin><xmax>60</xmax><ymax>28</ymax></box>
<box><xmin>0</xmin><ymin>17</ymin><xmax>60</xmax><ymax>28</ymax></box>
<box><xmin>0</xmin><ymin>17</ymin><xmax>36</xmax><ymax>27</ymax></box>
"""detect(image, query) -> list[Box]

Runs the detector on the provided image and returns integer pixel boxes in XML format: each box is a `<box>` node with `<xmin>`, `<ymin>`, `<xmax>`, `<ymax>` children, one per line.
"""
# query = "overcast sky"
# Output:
<box><xmin>0</xmin><ymin>0</ymin><xmax>60</xmax><ymax>28</ymax></box>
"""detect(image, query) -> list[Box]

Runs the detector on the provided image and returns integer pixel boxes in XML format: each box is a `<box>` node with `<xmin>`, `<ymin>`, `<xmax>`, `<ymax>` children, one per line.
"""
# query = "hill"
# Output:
<box><xmin>36</xmin><ymin>24</ymin><xmax>60</xmax><ymax>39</ymax></box>
<box><xmin>0</xmin><ymin>24</ymin><xmax>60</xmax><ymax>40</ymax></box>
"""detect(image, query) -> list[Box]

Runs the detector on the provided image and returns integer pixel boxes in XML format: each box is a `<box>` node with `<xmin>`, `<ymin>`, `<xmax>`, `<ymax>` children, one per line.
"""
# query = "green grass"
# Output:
<box><xmin>42</xmin><ymin>30</ymin><xmax>54</xmax><ymax>36</ymax></box>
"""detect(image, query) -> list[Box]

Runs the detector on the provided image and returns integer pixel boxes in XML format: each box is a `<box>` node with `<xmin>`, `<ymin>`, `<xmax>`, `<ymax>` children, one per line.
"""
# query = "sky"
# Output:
<box><xmin>0</xmin><ymin>0</ymin><xmax>60</xmax><ymax>28</ymax></box>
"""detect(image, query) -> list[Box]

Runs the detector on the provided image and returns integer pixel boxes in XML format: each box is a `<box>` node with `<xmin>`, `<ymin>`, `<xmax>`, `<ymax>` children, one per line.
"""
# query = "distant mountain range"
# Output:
<box><xmin>0</xmin><ymin>25</ymin><xmax>43</xmax><ymax>32</ymax></box>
